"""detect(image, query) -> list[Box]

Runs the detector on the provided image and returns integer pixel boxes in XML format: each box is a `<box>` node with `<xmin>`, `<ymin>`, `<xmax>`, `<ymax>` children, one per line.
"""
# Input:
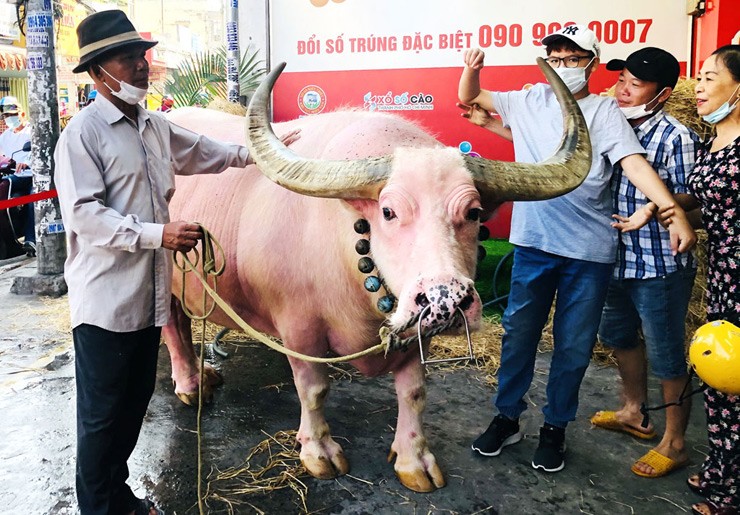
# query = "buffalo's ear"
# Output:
<box><xmin>343</xmin><ymin>199</ymin><xmax>378</xmax><ymax>220</ymax></box>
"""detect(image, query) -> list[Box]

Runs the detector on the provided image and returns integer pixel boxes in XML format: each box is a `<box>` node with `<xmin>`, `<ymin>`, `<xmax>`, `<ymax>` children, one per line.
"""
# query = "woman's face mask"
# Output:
<box><xmin>702</xmin><ymin>84</ymin><xmax>740</xmax><ymax>124</ymax></box>
<box><xmin>100</xmin><ymin>66</ymin><xmax>148</xmax><ymax>105</ymax></box>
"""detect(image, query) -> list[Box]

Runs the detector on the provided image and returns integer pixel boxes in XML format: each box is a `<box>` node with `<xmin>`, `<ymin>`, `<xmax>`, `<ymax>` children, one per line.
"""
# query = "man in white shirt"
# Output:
<box><xmin>55</xmin><ymin>10</ymin><xmax>268</xmax><ymax>515</ymax></box>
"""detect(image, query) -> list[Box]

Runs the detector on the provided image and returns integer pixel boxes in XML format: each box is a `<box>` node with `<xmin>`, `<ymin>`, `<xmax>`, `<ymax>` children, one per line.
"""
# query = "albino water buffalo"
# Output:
<box><xmin>163</xmin><ymin>59</ymin><xmax>591</xmax><ymax>492</ymax></box>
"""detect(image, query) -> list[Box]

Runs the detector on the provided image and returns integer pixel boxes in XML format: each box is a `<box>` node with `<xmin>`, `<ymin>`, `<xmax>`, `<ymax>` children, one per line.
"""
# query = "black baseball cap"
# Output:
<box><xmin>606</xmin><ymin>47</ymin><xmax>680</xmax><ymax>89</ymax></box>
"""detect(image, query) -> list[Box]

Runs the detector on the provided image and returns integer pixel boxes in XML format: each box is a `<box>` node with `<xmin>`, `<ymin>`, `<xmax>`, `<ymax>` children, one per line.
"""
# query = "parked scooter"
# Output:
<box><xmin>0</xmin><ymin>141</ymin><xmax>33</xmax><ymax>259</ymax></box>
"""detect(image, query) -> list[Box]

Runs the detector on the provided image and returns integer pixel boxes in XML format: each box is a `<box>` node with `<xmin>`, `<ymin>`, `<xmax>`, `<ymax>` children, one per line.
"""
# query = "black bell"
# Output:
<box><xmin>358</xmin><ymin>257</ymin><xmax>375</xmax><ymax>273</ymax></box>
<box><xmin>355</xmin><ymin>239</ymin><xmax>371</xmax><ymax>255</ymax></box>
<box><xmin>478</xmin><ymin>225</ymin><xmax>490</xmax><ymax>241</ymax></box>
<box><xmin>354</xmin><ymin>219</ymin><xmax>370</xmax><ymax>234</ymax></box>
<box><xmin>477</xmin><ymin>245</ymin><xmax>486</xmax><ymax>262</ymax></box>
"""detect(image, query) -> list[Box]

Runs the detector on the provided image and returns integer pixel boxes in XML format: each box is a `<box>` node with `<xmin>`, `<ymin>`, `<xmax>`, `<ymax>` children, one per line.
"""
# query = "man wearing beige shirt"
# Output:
<box><xmin>54</xmin><ymin>11</ymin><xmax>299</xmax><ymax>515</ymax></box>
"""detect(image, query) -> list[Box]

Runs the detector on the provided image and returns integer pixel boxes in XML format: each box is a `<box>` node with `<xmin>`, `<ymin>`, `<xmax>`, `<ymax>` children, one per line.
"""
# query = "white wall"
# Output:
<box><xmin>239</xmin><ymin>0</ymin><xmax>269</xmax><ymax>67</ymax></box>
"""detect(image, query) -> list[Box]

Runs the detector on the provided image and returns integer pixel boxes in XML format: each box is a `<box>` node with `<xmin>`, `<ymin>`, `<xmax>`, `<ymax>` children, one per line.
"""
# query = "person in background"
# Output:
<box><xmin>458</xmin><ymin>25</ymin><xmax>696</xmax><ymax>473</ymax></box>
<box><xmin>85</xmin><ymin>89</ymin><xmax>97</xmax><ymax>107</ymax></box>
<box><xmin>0</xmin><ymin>96</ymin><xmax>36</xmax><ymax>257</ymax></box>
<box><xmin>591</xmin><ymin>47</ymin><xmax>699</xmax><ymax>479</ymax></box>
<box><xmin>158</xmin><ymin>95</ymin><xmax>174</xmax><ymax>113</ymax></box>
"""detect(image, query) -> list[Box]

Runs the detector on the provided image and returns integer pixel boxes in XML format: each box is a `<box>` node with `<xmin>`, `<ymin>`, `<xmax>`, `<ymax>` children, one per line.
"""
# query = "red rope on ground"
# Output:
<box><xmin>0</xmin><ymin>189</ymin><xmax>58</xmax><ymax>209</ymax></box>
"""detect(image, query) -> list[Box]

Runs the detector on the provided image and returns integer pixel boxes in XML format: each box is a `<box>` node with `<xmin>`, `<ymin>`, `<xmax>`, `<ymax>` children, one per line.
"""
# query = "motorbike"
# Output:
<box><xmin>0</xmin><ymin>141</ymin><xmax>33</xmax><ymax>259</ymax></box>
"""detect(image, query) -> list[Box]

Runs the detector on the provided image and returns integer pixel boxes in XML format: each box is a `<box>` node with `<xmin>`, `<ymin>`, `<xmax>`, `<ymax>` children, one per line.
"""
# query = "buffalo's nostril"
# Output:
<box><xmin>458</xmin><ymin>294</ymin><xmax>473</xmax><ymax>311</ymax></box>
<box><xmin>415</xmin><ymin>293</ymin><xmax>429</xmax><ymax>307</ymax></box>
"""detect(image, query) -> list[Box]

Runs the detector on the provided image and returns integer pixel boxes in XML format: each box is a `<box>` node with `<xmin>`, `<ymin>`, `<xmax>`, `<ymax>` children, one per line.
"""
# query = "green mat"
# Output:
<box><xmin>475</xmin><ymin>239</ymin><xmax>514</xmax><ymax>316</ymax></box>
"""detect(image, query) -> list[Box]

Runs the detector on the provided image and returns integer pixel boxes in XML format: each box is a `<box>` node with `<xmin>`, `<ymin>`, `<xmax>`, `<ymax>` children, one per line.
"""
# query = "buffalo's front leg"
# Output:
<box><xmin>388</xmin><ymin>356</ymin><xmax>445</xmax><ymax>492</ymax></box>
<box><xmin>289</xmin><ymin>357</ymin><xmax>350</xmax><ymax>479</ymax></box>
<box><xmin>162</xmin><ymin>296</ymin><xmax>223</xmax><ymax>406</ymax></box>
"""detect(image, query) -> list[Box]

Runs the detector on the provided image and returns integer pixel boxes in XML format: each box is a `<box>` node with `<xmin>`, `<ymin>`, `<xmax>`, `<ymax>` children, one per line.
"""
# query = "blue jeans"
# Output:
<box><xmin>495</xmin><ymin>246</ymin><xmax>613</xmax><ymax>428</ymax></box>
<box><xmin>598</xmin><ymin>267</ymin><xmax>696</xmax><ymax>379</ymax></box>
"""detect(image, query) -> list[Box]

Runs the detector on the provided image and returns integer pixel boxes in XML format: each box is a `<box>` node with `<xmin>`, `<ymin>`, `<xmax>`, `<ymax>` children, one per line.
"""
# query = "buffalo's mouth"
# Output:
<box><xmin>385</xmin><ymin>300</ymin><xmax>471</xmax><ymax>352</ymax></box>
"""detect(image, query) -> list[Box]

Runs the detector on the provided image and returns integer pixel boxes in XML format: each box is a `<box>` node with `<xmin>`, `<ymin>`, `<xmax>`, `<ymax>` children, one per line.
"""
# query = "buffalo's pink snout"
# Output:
<box><xmin>407</xmin><ymin>276</ymin><xmax>482</xmax><ymax>333</ymax></box>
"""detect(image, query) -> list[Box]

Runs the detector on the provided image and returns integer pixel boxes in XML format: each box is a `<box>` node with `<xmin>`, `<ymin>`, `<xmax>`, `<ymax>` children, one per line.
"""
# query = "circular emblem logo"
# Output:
<box><xmin>298</xmin><ymin>85</ymin><xmax>327</xmax><ymax>115</ymax></box>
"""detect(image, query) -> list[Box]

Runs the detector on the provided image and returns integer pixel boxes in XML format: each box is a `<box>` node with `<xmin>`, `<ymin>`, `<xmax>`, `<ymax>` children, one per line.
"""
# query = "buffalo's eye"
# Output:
<box><xmin>466</xmin><ymin>208</ymin><xmax>481</xmax><ymax>221</ymax></box>
<box><xmin>382</xmin><ymin>207</ymin><xmax>396</xmax><ymax>221</ymax></box>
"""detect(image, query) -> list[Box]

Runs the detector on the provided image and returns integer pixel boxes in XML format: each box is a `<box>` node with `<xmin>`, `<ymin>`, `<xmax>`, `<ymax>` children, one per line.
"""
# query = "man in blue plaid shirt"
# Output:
<box><xmin>592</xmin><ymin>47</ymin><xmax>699</xmax><ymax>479</ymax></box>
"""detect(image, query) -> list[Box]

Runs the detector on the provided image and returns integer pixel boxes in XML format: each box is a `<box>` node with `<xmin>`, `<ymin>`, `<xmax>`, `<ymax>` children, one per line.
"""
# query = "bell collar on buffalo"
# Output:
<box><xmin>353</xmin><ymin>218</ymin><xmax>396</xmax><ymax>314</ymax></box>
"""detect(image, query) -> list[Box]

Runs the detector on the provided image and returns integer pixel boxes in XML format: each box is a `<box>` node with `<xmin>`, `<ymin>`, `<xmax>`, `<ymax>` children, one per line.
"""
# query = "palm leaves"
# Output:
<box><xmin>161</xmin><ymin>46</ymin><xmax>266</xmax><ymax>107</ymax></box>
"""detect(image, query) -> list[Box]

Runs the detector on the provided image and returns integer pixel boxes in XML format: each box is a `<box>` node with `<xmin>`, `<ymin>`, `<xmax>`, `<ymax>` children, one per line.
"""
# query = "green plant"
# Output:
<box><xmin>160</xmin><ymin>46</ymin><xmax>265</xmax><ymax>107</ymax></box>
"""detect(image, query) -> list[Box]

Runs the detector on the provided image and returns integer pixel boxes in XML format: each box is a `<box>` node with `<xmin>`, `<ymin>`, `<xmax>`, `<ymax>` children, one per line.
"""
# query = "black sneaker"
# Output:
<box><xmin>472</xmin><ymin>414</ymin><xmax>522</xmax><ymax>456</ymax></box>
<box><xmin>23</xmin><ymin>241</ymin><xmax>36</xmax><ymax>257</ymax></box>
<box><xmin>532</xmin><ymin>424</ymin><xmax>566</xmax><ymax>472</ymax></box>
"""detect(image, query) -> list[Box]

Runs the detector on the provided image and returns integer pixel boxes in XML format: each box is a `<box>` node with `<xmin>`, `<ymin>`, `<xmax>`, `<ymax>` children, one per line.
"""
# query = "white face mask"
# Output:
<box><xmin>100</xmin><ymin>66</ymin><xmax>148</xmax><ymax>105</ymax></box>
<box><xmin>619</xmin><ymin>88</ymin><xmax>667</xmax><ymax>120</ymax></box>
<box><xmin>702</xmin><ymin>84</ymin><xmax>740</xmax><ymax>124</ymax></box>
<box><xmin>4</xmin><ymin>115</ymin><xmax>21</xmax><ymax>129</ymax></box>
<box><xmin>554</xmin><ymin>57</ymin><xmax>594</xmax><ymax>94</ymax></box>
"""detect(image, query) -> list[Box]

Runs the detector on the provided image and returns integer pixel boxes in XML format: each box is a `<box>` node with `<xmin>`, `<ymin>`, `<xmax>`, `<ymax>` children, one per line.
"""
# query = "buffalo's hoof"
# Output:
<box><xmin>388</xmin><ymin>449</ymin><xmax>446</xmax><ymax>493</ymax></box>
<box><xmin>175</xmin><ymin>384</ymin><xmax>214</xmax><ymax>406</ymax></box>
<box><xmin>202</xmin><ymin>365</ymin><xmax>224</xmax><ymax>387</ymax></box>
<box><xmin>301</xmin><ymin>451</ymin><xmax>350</xmax><ymax>480</ymax></box>
<box><xmin>172</xmin><ymin>365</ymin><xmax>223</xmax><ymax>406</ymax></box>
<box><xmin>396</xmin><ymin>465</ymin><xmax>446</xmax><ymax>492</ymax></box>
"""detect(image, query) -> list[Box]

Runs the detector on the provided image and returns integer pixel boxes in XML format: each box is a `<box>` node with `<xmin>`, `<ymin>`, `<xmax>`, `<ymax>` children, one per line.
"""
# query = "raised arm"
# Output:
<box><xmin>458</xmin><ymin>48</ymin><xmax>497</xmax><ymax>112</ymax></box>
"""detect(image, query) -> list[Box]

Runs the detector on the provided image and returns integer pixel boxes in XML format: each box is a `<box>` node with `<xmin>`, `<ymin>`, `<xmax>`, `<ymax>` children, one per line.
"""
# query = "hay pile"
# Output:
<box><xmin>663</xmin><ymin>78</ymin><xmax>714</xmax><ymax>141</ymax></box>
<box><xmin>686</xmin><ymin>230</ymin><xmax>709</xmax><ymax>343</ymax></box>
<box><xmin>60</xmin><ymin>114</ymin><xmax>73</xmax><ymax>131</ymax></box>
<box><xmin>205</xmin><ymin>430</ymin><xmax>309</xmax><ymax>514</ymax></box>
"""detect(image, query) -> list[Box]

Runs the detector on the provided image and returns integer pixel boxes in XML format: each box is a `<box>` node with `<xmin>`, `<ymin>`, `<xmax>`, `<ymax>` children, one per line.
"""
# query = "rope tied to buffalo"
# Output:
<box><xmin>173</xmin><ymin>224</ymin><xmax>391</xmax><ymax>365</ymax></box>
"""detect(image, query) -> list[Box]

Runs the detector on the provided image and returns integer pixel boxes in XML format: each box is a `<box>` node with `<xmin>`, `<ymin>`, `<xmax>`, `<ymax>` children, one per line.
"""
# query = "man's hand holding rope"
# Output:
<box><xmin>163</xmin><ymin>221</ymin><xmax>203</xmax><ymax>252</ymax></box>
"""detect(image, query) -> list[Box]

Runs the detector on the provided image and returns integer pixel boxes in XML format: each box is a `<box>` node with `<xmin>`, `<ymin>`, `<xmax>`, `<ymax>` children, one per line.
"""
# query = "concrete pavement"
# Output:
<box><xmin>0</xmin><ymin>257</ymin><xmax>709</xmax><ymax>514</ymax></box>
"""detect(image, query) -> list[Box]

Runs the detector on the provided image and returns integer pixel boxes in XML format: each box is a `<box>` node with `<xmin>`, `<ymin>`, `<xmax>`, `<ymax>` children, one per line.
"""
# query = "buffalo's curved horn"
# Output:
<box><xmin>248</xmin><ymin>60</ymin><xmax>590</xmax><ymax>203</ymax></box>
<box><xmin>465</xmin><ymin>57</ymin><xmax>592</xmax><ymax>207</ymax></box>
<box><xmin>246</xmin><ymin>62</ymin><xmax>392</xmax><ymax>199</ymax></box>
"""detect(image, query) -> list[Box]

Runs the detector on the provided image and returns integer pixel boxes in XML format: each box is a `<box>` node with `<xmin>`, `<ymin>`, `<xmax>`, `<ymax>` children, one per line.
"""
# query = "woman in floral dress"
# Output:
<box><xmin>681</xmin><ymin>45</ymin><xmax>740</xmax><ymax>515</ymax></box>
